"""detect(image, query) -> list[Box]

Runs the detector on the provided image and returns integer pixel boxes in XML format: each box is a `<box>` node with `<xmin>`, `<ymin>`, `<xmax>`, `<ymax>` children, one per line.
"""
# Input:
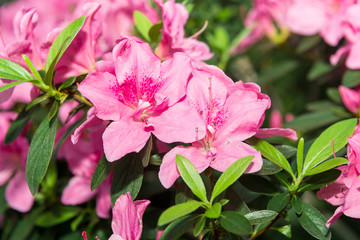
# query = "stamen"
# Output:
<box><xmin>190</xmin><ymin>21</ymin><xmax>208</xmax><ymax>39</ymax></box>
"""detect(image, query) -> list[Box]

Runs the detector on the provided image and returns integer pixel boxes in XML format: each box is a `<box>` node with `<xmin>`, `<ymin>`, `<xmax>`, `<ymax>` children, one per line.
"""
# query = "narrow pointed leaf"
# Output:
<box><xmin>0</xmin><ymin>80</ymin><xmax>30</xmax><ymax>92</ymax></box>
<box><xmin>22</xmin><ymin>54</ymin><xmax>42</xmax><ymax>82</ymax></box>
<box><xmin>91</xmin><ymin>154</ymin><xmax>116</xmax><ymax>191</ymax></box>
<box><xmin>26</xmin><ymin>113</ymin><xmax>58</xmax><ymax>195</ymax></box>
<box><xmin>245</xmin><ymin>210</ymin><xmax>277</xmax><ymax>225</ymax></box>
<box><xmin>211</xmin><ymin>156</ymin><xmax>253</xmax><ymax>202</ymax></box>
<box><xmin>26</xmin><ymin>94</ymin><xmax>49</xmax><ymax>111</ymax></box>
<box><xmin>251</xmin><ymin>138</ymin><xmax>295</xmax><ymax>178</ymax></box>
<box><xmin>58</xmin><ymin>76</ymin><xmax>76</xmax><ymax>91</ymax></box>
<box><xmin>158</xmin><ymin>200</ymin><xmax>203</xmax><ymax>226</ymax></box>
<box><xmin>303</xmin><ymin>118</ymin><xmax>357</xmax><ymax>175</ymax></box>
<box><xmin>45</xmin><ymin>15</ymin><xmax>86</xmax><ymax>85</ymax></box>
<box><xmin>141</xmin><ymin>135</ymin><xmax>152</xmax><ymax>167</ymax></box>
<box><xmin>193</xmin><ymin>215</ymin><xmax>206</xmax><ymax>237</ymax></box>
<box><xmin>133</xmin><ymin>10</ymin><xmax>152</xmax><ymax>41</ymax></box>
<box><xmin>48</xmin><ymin>100</ymin><xmax>59</xmax><ymax>120</ymax></box>
<box><xmin>159</xmin><ymin>215</ymin><xmax>199</xmax><ymax>240</ymax></box>
<box><xmin>267</xmin><ymin>193</ymin><xmax>290</xmax><ymax>212</ymax></box>
<box><xmin>5</xmin><ymin>107</ymin><xmax>33</xmax><ymax>145</ymax></box>
<box><xmin>297</xmin><ymin>138</ymin><xmax>304</xmax><ymax>176</ymax></box>
<box><xmin>291</xmin><ymin>195</ymin><xmax>303</xmax><ymax>214</ymax></box>
<box><xmin>307</xmin><ymin>157</ymin><xmax>348</xmax><ymax>176</ymax></box>
<box><xmin>0</xmin><ymin>57</ymin><xmax>33</xmax><ymax>81</ymax></box>
<box><xmin>219</xmin><ymin>211</ymin><xmax>252</xmax><ymax>235</ymax></box>
<box><xmin>176</xmin><ymin>154</ymin><xmax>208</xmax><ymax>203</ymax></box>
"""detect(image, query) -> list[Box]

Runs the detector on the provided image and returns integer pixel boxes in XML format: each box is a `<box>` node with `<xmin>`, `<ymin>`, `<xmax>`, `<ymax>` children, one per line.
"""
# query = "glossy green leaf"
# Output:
<box><xmin>111</xmin><ymin>152</ymin><xmax>144</xmax><ymax>205</ymax></box>
<box><xmin>0</xmin><ymin>80</ymin><xmax>31</xmax><ymax>92</ymax></box>
<box><xmin>245</xmin><ymin>210</ymin><xmax>277</xmax><ymax>225</ymax></box>
<box><xmin>275</xmin><ymin>145</ymin><xmax>297</xmax><ymax>159</ymax></box>
<box><xmin>22</xmin><ymin>54</ymin><xmax>42</xmax><ymax>82</ymax></box>
<box><xmin>141</xmin><ymin>135</ymin><xmax>153</xmax><ymax>167</ymax></box>
<box><xmin>297</xmin><ymin>138</ymin><xmax>304</xmax><ymax>176</ymax></box>
<box><xmin>219</xmin><ymin>199</ymin><xmax>229</xmax><ymax>206</ymax></box>
<box><xmin>303</xmin><ymin>118</ymin><xmax>357</xmax><ymax>175</ymax></box>
<box><xmin>299</xmin><ymin>169</ymin><xmax>341</xmax><ymax>192</ymax></box>
<box><xmin>267</xmin><ymin>193</ymin><xmax>290</xmax><ymax>212</ymax></box>
<box><xmin>219</xmin><ymin>211</ymin><xmax>252</xmax><ymax>235</ymax></box>
<box><xmin>176</xmin><ymin>154</ymin><xmax>208</xmax><ymax>203</ymax></box>
<box><xmin>297</xmin><ymin>203</ymin><xmax>331</xmax><ymax>240</ymax></box>
<box><xmin>58</xmin><ymin>76</ymin><xmax>76</xmax><ymax>91</ymax></box>
<box><xmin>149</xmin><ymin>22</ymin><xmax>163</xmax><ymax>42</ymax></box>
<box><xmin>91</xmin><ymin>154</ymin><xmax>116</xmax><ymax>191</ymax></box>
<box><xmin>193</xmin><ymin>215</ymin><xmax>206</xmax><ymax>237</ymax></box>
<box><xmin>48</xmin><ymin>100</ymin><xmax>59</xmax><ymax>120</ymax></box>
<box><xmin>291</xmin><ymin>195</ymin><xmax>303</xmax><ymax>214</ymax></box>
<box><xmin>256</xmin><ymin>158</ymin><xmax>283</xmax><ymax>175</ymax></box>
<box><xmin>239</xmin><ymin>174</ymin><xmax>278</xmax><ymax>195</ymax></box>
<box><xmin>205</xmin><ymin>202</ymin><xmax>222</xmax><ymax>219</ymax></box>
<box><xmin>133</xmin><ymin>10</ymin><xmax>152</xmax><ymax>41</ymax></box>
<box><xmin>251</xmin><ymin>138</ymin><xmax>294</xmax><ymax>178</ymax></box>
<box><xmin>26</xmin><ymin>112</ymin><xmax>58</xmax><ymax>195</ymax></box>
<box><xmin>158</xmin><ymin>200</ymin><xmax>203</xmax><ymax>226</ymax></box>
<box><xmin>26</xmin><ymin>94</ymin><xmax>49</xmax><ymax>111</ymax></box>
<box><xmin>35</xmin><ymin>206</ymin><xmax>81</xmax><ymax>227</ymax></box>
<box><xmin>211</xmin><ymin>156</ymin><xmax>253</xmax><ymax>202</ymax></box>
<box><xmin>307</xmin><ymin>157</ymin><xmax>348</xmax><ymax>175</ymax></box>
<box><xmin>45</xmin><ymin>15</ymin><xmax>86</xmax><ymax>85</ymax></box>
<box><xmin>4</xmin><ymin>107</ymin><xmax>33</xmax><ymax>145</ymax></box>
<box><xmin>159</xmin><ymin>215</ymin><xmax>199</xmax><ymax>240</ymax></box>
<box><xmin>0</xmin><ymin>57</ymin><xmax>33</xmax><ymax>81</ymax></box>
<box><xmin>273</xmin><ymin>225</ymin><xmax>292</xmax><ymax>238</ymax></box>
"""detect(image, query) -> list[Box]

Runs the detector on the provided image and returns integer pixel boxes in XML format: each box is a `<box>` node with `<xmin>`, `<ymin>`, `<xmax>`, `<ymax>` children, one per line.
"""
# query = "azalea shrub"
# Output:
<box><xmin>1</xmin><ymin>0</ymin><xmax>360</xmax><ymax>240</ymax></box>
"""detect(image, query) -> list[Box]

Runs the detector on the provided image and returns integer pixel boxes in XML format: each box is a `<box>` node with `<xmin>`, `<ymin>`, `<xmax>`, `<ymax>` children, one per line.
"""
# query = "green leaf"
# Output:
<box><xmin>91</xmin><ymin>154</ymin><xmax>116</xmax><ymax>191</ymax></box>
<box><xmin>176</xmin><ymin>154</ymin><xmax>208</xmax><ymax>203</ymax></box>
<box><xmin>4</xmin><ymin>107</ymin><xmax>33</xmax><ymax>145</ymax></box>
<box><xmin>275</xmin><ymin>145</ymin><xmax>297</xmax><ymax>159</ymax></box>
<box><xmin>303</xmin><ymin>118</ymin><xmax>357</xmax><ymax>175</ymax></box>
<box><xmin>244</xmin><ymin>210</ymin><xmax>277</xmax><ymax>225</ymax></box>
<box><xmin>326</xmin><ymin>88</ymin><xmax>342</xmax><ymax>104</ymax></box>
<box><xmin>250</xmin><ymin>138</ymin><xmax>295</xmax><ymax>179</ymax></box>
<box><xmin>26</xmin><ymin>94</ymin><xmax>49</xmax><ymax>111</ymax></box>
<box><xmin>299</xmin><ymin>169</ymin><xmax>341</xmax><ymax>192</ymax></box>
<box><xmin>297</xmin><ymin>203</ymin><xmax>331</xmax><ymax>240</ymax></box>
<box><xmin>26</xmin><ymin>112</ymin><xmax>58</xmax><ymax>195</ymax></box>
<box><xmin>48</xmin><ymin>100</ymin><xmax>59</xmax><ymax>120</ymax></box>
<box><xmin>342</xmin><ymin>70</ymin><xmax>360</xmax><ymax>88</ymax></box>
<box><xmin>45</xmin><ymin>15</ymin><xmax>86</xmax><ymax>85</ymax></box>
<box><xmin>219</xmin><ymin>211</ymin><xmax>252</xmax><ymax>235</ymax></box>
<box><xmin>239</xmin><ymin>174</ymin><xmax>278</xmax><ymax>195</ymax></box>
<box><xmin>159</xmin><ymin>215</ymin><xmax>199</xmax><ymax>240</ymax></box>
<box><xmin>35</xmin><ymin>206</ymin><xmax>81</xmax><ymax>227</ymax></box>
<box><xmin>193</xmin><ymin>215</ymin><xmax>206</xmax><ymax>237</ymax></box>
<box><xmin>307</xmin><ymin>157</ymin><xmax>348</xmax><ymax>175</ymax></box>
<box><xmin>219</xmin><ymin>199</ymin><xmax>229</xmax><ymax>206</ymax></box>
<box><xmin>111</xmin><ymin>152</ymin><xmax>144</xmax><ymax>205</ymax></box>
<box><xmin>8</xmin><ymin>207</ymin><xmax>45</xmax><ymax>240</ymax></box>
<box><xmin>211</xmin><ymin>156</ymin><xmax>253</xmax><ymax>203</ymax></box>
<box><xmin>141</xmin><ymin>135</ymin><xmax>153</xmax><ymax>167</ymax></box>
<box><xmin>158</xmin><ymin>200</ymin><xmax>203</xmax><ymax>226</ymax></box>
<box><xmin>149</xmin><ymin>22</ymin><xmax>163</xmax><ymax>42</ymax></box>
<box><xmin>22</xmin><ymin>54</ymin><xmax>42</xmax><ymax>82</ymax></box>
<box><xmin>291</xmin><ymin>195</ymin><xmax>303</xmax><ymax>214</ymax></box>
<box><xmin>205</xmin><ymin>202</ymin><xmax>222</xmax><ymax>219</ymax></box>
<box><xmin>133</xmin><ymin>10</ymin><xmax>153</xmax><ymax>41</ymax></box>
<box><xmin>58</xmin><ymin>76</ymin><xmax>76</xmax><ymax>91</ymax></box>
<box><xmin>272</xmin><ymin>225</ymin><xmax>291</xmax><ymax>238</ymax></box>
<box><xmin>70</xmin><ymin>213</ymin><xmax>85</xmax><ymax>231</ymax></box>
<box><xmin>296</xmin><ymin>35</ymin><xmax>321</xmax><ymax>53</ymax></box>
<box><xmin>0</xmin><ymin>80</ymin><xmax>31</xmax><ymax>92</ymax></box>
<box><xmin>0</xmin><ymin>57</ymin><xmax>33</xmax><ymax>81</ymax></box>
<box><xmin>297</xmin><ymin>138</ymin><xmax>304</xmax><ymax>176</ymax></box>
<box><xmin>307</xmin><ymin>61</ymin><xmax>334</xmax><ymax>81</ymax></box>
<box><xmin>256</xmin><ymin>158</ymin><xmax>283</xmax><ymax>175</ymax></box>
<box><xmin>267</xmin><ymin>193</ymin><xmax>290</xmax><ymax>212</ymax></box>
<box><xmin>0</xmin><ymin>185</ymin><xmax>7</xmax><ymax>215</ymax></box>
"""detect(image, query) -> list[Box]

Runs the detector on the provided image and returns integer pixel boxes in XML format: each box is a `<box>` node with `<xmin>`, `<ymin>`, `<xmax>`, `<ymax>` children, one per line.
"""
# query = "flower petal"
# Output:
<box><xmin>61</xmin><ymin>176</ymin><xmax>96</xmax><ymax>205</ymax></box>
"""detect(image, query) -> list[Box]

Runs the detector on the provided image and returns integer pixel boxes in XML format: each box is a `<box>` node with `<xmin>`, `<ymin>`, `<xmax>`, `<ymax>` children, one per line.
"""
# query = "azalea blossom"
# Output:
<box><xmin>339</xmin><ymin>85</ymin><xmax>360</xmax><ymax>116</ymax></box>
<box><xmin>78</xmin><ymin>38</ymin><xmax>206</xmax><ymax>162</ymax></box>
<box><xmin>0</xmin><ymin>112</ymin><xmax>34</xmax><ymax>212</ymax></box>
<box><xmin>317</xmin><ymin>124</ymin><xmax>360</xmax><ymax>226</ymax></box>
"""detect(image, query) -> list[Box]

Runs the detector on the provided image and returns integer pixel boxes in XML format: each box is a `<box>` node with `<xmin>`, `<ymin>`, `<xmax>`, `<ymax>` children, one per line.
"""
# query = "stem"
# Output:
<box><xmin>211</xmin><ymin>219</ymin><xmax>219</xmax><ymax>240</ymax></box>
<box><xmin>249</xmin><ymin>195</ymin><xmax>293</xmax><ymax>240</ymax></box>
<box><xmin>73</xmin><ymin>94</ymin><xmax>93</xmax><ymax>107</ymax></box>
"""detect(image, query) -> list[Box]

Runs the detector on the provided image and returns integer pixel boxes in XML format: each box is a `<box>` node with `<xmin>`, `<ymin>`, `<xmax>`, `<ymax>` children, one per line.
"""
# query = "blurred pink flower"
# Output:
<box><xmin>339</xmin><ymin>85</ymin><xmax>360</xmax><ymax>115</ymax></box>
<box><xmin>154</xmin><ymin>0</ymin><xmax>213</xmax><ymax>61</ymax></box>
<box><xmin>0</xmin><ymin>112</ymin><xmax>34</xmax><ymax>212</ymax></box>
<box><xmin>317</xmin><ymin>124</ymin><xmax>360</xmax><ymax>226</ymax></box>
<box><xmin>159</xmin><ymin>63</ymin><xmax>270</xmax><ymax>188</ymax></box>
<box><xmin>330</xmin><ymin>4</ymin><xmax>360</xmax><ymax>69</ymax></box>
<box><xmin>78</xmin><ymin>38</ymin><xmax>205</xmax><ymax>162</ymax></box>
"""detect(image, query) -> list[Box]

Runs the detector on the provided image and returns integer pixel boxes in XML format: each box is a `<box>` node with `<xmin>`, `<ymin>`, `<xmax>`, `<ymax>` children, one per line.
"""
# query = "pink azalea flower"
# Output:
<box><xmin>317</xmin><ymin>124</ymin><xmax>360</xmax><ymax>226</ymax></box>
<box><xmin>59</xmin><ymin>103</ymin><xmax>111</xmax><ymax>219</ymax></box>
<box><xmin>286</xmin><ymin>0</ymin><xmax>356</xmax><ymax>46</ymax></box>
<box><xmin>0</xmin><ymin>112</ymin><xmax>34</xmax><ymax>212</ymax></box>
<box><xmin>78</xmin><ymin>38</ymin><xmax>206</xmax><ymax>162</ymax></box>
<box><xmin>154</xmin><ymin>0</ymin><xmax>213</xmax><ymax>61</ymax></box>
<box><xmin>231</xmin><ymin>0</ymin><xmax>289</xmax><ymax>53</ymax></box>
<box><xmin>330</xmin><ymin>4</ymin><xmax>360</xmax><ymax>69</ymax></box>
<box><xmin>159</xmin><ymin>63</ymin><xmax>271</xmax><ymax>188</ymax></box>
<box><xmin>339</xmin><ymin>85</ymin><xmax>360</xmax><ymax>116</ymax></box>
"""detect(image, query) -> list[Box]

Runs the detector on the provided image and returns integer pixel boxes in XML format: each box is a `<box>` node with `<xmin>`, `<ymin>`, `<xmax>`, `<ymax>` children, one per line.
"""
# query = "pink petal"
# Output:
<box><xmin>96</xmin><ymin>182</ymin><xmax>111</xmax><ymax>219</ymax></box>
<box><xmin>0</xmin><ymin>79</ymin><xmax>14</xmax><ymax>103</ymax></box>
<box><xmin>112</xmin><ymin>192</ymin><xmax>150</xmax><ymax>240</ymax></box>
<box><xmin>343</xmin><ymin>177</ymin><xmax>360</xmax><ymax>219</ymax></box>
<box><xmin>159</xmin><ymin>145</ymin><xmax>209</xmax><ymax>188</ymax></box>
<box><xmin>326</xmin><ymin>206</ymin><xmax>344</xmax><ymax>228</ymax></box>
<box><xmin>255</xmin><ymin>128</ymin><xmax>298</xmax><ymax>141</ymax></box>
<box><xmin>330</xmin><ymin>45</ymin><xmax>350</xmax><ymax>66</ymax></box>
<box><xmin>61</xmin><ymin>176</ymin><xmax>97</xmax><ymax>205</ymax></box>
<box><xmin>78</xmin><ymin>72</ymin><xmax>132</xmax><ymax>121</ymax></box>
<box><xmin>269</xmin><ymin>109</ymin><xmax>283</xmax><ymax>128</ymax></box>
<box><xmin>102</xmin><ymin>119</ymin><xmax>151</xmax><ymax>162</ymax></box>
<box><xmin>346</xmin><ymin>42</ymin><xmax>360</xmax><ymax>70</ymax></box>
<box><xmin>158</xmin><ymin>53</ymin><xmax>192</xmax><ymax>106</ymax></box>
<box><xmin>339</xmin><ymin>86</ymin><xmax>360</xmax><ymax>114</ymax></box>
<box><xmin>109</xmin><ymin>235</ymin><xmax>124</xmax><ymax>240</ymax></box>
<box><xmin>5</xmin><ymin>170</ymin><xmax>34</xmax><ymax>212</ymax></box>
<box><xmin>0</xmin><ymin>152</ymin><xmax>18</xmax><ymax>186</ymax></box>
<box><xmin>211</xmin><ymin>140</ymin><xmax>262</xmax><ymax>173</ymax></box>
<box><xmin>151</xmin><ymin>100</ymin><xmax>206</xmax><ymax>144</ymax></box>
